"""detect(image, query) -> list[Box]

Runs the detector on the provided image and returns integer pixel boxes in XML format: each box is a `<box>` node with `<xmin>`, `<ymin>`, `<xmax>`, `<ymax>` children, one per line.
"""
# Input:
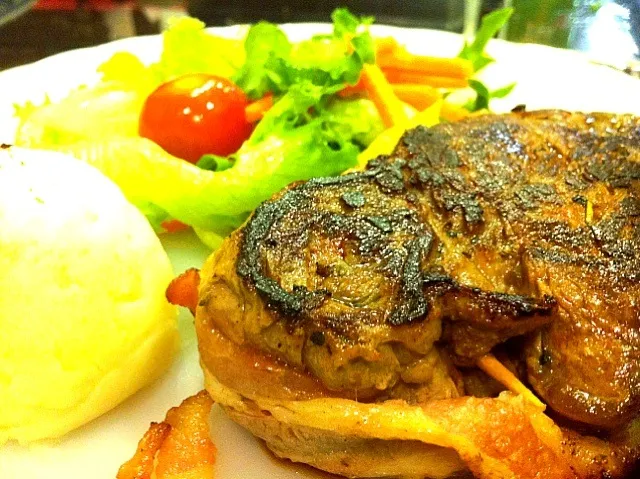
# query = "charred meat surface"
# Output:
<box><xmin>199</xmin><ymin>110</ymin><xmax>640</xmax><ymax>433</ymax></box>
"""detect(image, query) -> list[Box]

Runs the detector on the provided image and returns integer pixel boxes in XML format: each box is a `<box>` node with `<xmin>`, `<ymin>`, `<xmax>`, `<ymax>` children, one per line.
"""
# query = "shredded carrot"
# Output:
<box><xmin>360</xmin><ymin>64</ymin><xmax>409</xmax><ymax>128</ymax></box>
<box><xmin>375</xmin><ymin>36</ymin><xmax>401</xmax><ymax>56</ymax></box>
<box><xmin>477</xmin><ymin>354</ymin><xmax>545</xmax><ymax>409</ymax></box>
<box><xmin>440</xmin><ymin>101</ymin><xmax>472</xmax><ymax>122</ymax></box>
<box><xmin>160</xmin><ymin>219</ymin><xmax>190</xmax><ymax>234</ymax></box>
<box><xmin>382</xmin><ymin>68</ymin><xmax>469</xmax><ymax>88</ymax></box>
<box><xmin>343</xmin><ymin>38</ymin><xmax>474</xmax><ymax>123</ymax></box>
<box><xmin>338</xmin><ymin>79</ymin><xmax>365</xmax><ymax>97</ymax></box>
<box><xmin>375</xmin><ymin>35</ymin><xmax>472</xmax><ymax>85</ymax></box>
<box><xmin>245</xmin><ymin>93</ymin><xmax>274</xmax><ymax>123</ymax></box>
<box><xmin>391</xmin><ymin>84</ymin><xmax>442</xmax><ymax>111</ymax></box>
<box><xmin>377</xmin><ymin>52</ymin><xmax>473</xmax><ymax>80</ymax></box>
<box><xmin>166</xmin><ymin>268</ymin><xmax>201</xmax><ymax>316</ymax></box>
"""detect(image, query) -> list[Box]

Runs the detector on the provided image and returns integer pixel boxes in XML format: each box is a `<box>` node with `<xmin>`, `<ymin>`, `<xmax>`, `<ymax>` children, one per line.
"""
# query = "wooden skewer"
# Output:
<box><xmin>477</xmin><ymin>353</ymin><xmax>545</xmax><ymax>409</ymax></box>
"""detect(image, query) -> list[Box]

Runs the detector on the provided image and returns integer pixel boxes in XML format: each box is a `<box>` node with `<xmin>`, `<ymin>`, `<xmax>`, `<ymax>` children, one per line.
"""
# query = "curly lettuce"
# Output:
<box><xmin>458</xmin><ymin>8</ymin><xmax>515</xmax><ymax>112</ymax></box>
<box><xmin>14</xmin><ymin>9</ymin><xmax>381</xmax><ymax>248</ymax></box>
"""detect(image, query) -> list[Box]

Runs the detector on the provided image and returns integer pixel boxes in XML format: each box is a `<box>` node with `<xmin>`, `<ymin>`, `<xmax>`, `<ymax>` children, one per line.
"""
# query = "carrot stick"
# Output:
<box><xmin>160</xmin><ymin>218</ymin><xmax>190</xmax><ymax>234</ymax></box>
<box><xmin>166</xmin><ymin>268</ymin><xmax>201</xmax><ymax>316</ymax></box>
<box><xmin>477</xmin><ymin>354</ymin><xmax>545</xmax><ymax>409</ymax></box>
<box><xmin>359</xmin><ymin>64</ymin><xmax>409</xmax><ymax>128</ymax></box>
<box><xmin>382</xmin><ymin>68</ymin><xmax>469</xmax><ymax>88</ymax></box>
<box><xmin>245</xmin><ymin>93</ymin><xmax>274</xmax><ymax>123</ymax></box>
<box><xmin>391</xmin><ymin>84</ymin><xmax>442</xmax><ymax>110</ymax></box>
<box><xmin>440</xmin><ymin>101</ymin><xmax>472</xmax><ymax>122</ymax></box>
<box><xmin>377</xmin><ymin>52</ymin><xmax>473</xmax><ymax>80</ymax></box>
<box><xmin>375</xmin><ymin>36</ymin><xmax>401</xmax><ymax>56</ymax></box>
<box><xmin>338</xmin><ymin>79</ymin><xmax>365</xmax><ymax>97</ymax></box>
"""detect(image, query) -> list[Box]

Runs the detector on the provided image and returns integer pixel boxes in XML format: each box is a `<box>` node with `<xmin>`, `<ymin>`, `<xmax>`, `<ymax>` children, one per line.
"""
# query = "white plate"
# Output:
<box><xmin>1</xmin><ymin>23</ymin><xmax>640</xmax><ymax>479</ymax></box>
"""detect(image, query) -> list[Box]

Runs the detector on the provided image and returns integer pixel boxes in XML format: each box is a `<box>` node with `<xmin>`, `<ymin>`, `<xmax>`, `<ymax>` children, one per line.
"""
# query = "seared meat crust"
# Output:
<box><xmin>391</xmin><ymin>110</ymin><xmax>640</xmax><ymax>429</ymax></box>
<box><xmin>201</xmin><ymin>111</ymin><xmax>640</xmax><ymax>433</ymax></box>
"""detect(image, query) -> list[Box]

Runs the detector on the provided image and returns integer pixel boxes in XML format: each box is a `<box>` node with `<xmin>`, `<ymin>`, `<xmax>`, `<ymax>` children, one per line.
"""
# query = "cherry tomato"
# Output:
<box><xmin>139</xmin><ymin>74</ymin><xmax>253</xmax><ymax>162</ymax></box>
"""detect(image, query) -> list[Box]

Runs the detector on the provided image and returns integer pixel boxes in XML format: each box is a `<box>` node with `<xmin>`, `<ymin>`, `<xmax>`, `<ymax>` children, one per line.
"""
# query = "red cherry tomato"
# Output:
<box><xmin>139</xmin><ymin>74</ymin><xmax>253</xmax><ymax>163</ymax></box>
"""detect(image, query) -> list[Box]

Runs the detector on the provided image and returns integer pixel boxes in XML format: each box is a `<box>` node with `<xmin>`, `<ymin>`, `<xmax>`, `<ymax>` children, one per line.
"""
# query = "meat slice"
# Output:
<box><xmin>393</xmin><ymin>110</ymin><xmax>640</xmax><ymax>429</ymax></box>
<box><xmin>198</xmin><ymin>110</ymin><xmax>640</xmax><ymax>432</ymax></box>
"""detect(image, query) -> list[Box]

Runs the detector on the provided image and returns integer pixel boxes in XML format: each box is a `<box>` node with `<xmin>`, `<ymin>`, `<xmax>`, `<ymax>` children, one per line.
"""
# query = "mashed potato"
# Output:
<box><xmin>0</xmin><ymin>146</ymin><xmax>179</xmax><ymax>444</ymax></box>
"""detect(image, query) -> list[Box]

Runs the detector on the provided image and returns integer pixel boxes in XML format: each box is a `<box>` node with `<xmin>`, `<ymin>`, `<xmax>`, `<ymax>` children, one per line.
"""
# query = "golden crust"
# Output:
<box><xmin>205</xmin><ymin>366</ymin><xmax>466</xmax><ymax>479</ymax></box>
<box><xmin>117</xmin><ymin>391</ymin><xmax>216</xmax><ymax>479</ymax></box>
<box><xmin>202</xmin><ymin>360</ymin><xmax>579</xmax><ymax>479</ymax></box>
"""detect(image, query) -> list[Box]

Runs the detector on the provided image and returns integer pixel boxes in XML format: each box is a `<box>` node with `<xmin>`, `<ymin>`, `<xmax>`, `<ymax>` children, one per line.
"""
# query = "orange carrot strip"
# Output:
<box><xmin>391</xmin><ymin>84</ymin><xmax>442</xmax><ymax>111</ymax></box>
<box><xmin>245</xmin><ymin>93</ymin><xmax>274</xmax><ymax>123</ymax></box>
<box><xmin>377</xmin><ymin>51</ymin><xmax>473</xmax><ymax>80</ymax></box>
<box><xmin>160</xmin><ymin>219</ymin><xmax>190</xmax><ymax>234</ymax></box>
<box><xmin>375</xmin><ymin>36</ymin><xmax>401</xmax><ymax>56</ymax></box>
<box><xmin>360</xmin><ymin>64</ymin><xmax>409</xmax><ymax>128</ymax></box>
<box><xmin>440</xmin><ymin>101</ymin><xmax>472</xmax><ymax>122</ymax></box>
<box><xmin>382</xmin><ymin>68</ymin><xmax>469</xmax><ymax>88</ymax></box>
<box><xmin>338</xmin><ymin>79</ymin><xmax>365</xmax><ymax>97</ymax></box>
<box><xmin>166</xmin><ymin>268</ymin><xmax>201</xmax><ymax>316</ymax></box>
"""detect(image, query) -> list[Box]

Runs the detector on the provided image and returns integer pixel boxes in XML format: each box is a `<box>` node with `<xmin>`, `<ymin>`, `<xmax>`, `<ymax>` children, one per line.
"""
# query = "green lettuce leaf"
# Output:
<box><xmin>467</xmin><ymin>79</ymin><xmax>516</xmax><ymax>111</ymax></box>
<box><xmin>15</xmin><ymin>8</ymin><xmax>381</xmax><ymax>243</ymax></box>
<box><xmin>53</xmin><ymin>126</ymin><xmax>358</xmax><ymax>233</ymax></box>
<box><xmin>233</xmin><ymin>22</ymin><xmax>292</xmax><ymax>98</ymax></box>
<box><xmin>46</xmin><ymin>89</ymin><xmax>380</xmax><ymax>236</ymax></box>
<box><xmin>98</xmin><ymin>17</ymin><xmax>243</xmax><ymax>85</ymax></box>
<box><xmin>332</xmin><ymin>7</ymin><xmax>373</xmax><ymax>36</ymax></box>
<box><xmin>153</xmin><ymin>17</ymin><xmax>243</xmax><ymax>81</ymax></box>
<box><xmin>323</xmin><ymin>97</ymin><xmax>384</xmax><ymax>148</ymax></box>
<box><xmin>97</xmin><ymin>52</ymin><xmax>159</xmax><ymax>90</ymax></box>
<box><xmin>234</xmin><ymin>8</ymin><xmax>374</xmax><ymax>99</ymax></box>
<box><xmin>15</xmin><ymin>82</ymin><xmax>145</xmax><ymax>148</ymax></box>
<box><xmin>458</xmin><ymin>7</ymin><xmax>514</xmax><ymax>112</ymax></box>
<box><xmin>459</xmin><ymin>8</ymin><xmax>513</xmax><ymax>72</ymax></box>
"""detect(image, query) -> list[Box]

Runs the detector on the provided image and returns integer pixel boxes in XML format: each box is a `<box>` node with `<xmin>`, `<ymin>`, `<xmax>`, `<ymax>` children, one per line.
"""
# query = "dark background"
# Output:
<box><xmin>0</xmin><ymin>0</ymin><xmax>504</xmax><ymax>70</ymax></box>
<box><xmin>3</xmin><ymin>1</ymin><xmax>639</xmax><ymax>71</ymax></box>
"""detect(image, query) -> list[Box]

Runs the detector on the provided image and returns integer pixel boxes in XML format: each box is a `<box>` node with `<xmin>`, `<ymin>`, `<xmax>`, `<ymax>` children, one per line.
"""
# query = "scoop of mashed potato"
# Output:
<box><xmin>0</xmin><ymin>146</ymin><xmax>179</xmax><ymax>444</ymax></box>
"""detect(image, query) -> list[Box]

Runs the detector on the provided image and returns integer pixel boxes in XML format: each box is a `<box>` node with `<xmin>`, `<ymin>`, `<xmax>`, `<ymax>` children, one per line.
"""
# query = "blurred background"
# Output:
<box><xmin>1</xmin><ymin>0</ymin><xmax>639</xmax><ymax>70</ymax></box>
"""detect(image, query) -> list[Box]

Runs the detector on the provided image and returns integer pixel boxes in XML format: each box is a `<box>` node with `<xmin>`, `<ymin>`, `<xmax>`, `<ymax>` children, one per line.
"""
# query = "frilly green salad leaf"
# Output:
<box><xmin>97</xmin><ymin>52</ymin><xmax>158</xmax><ymax>90</ymax></box>
<box><xmin>234</xmin><ymin>7</ymin><xmax>374</xmax><ymax>99</ymax></box>
<box><xmin>459</xmin><ymin>8</ymin><xmax>513</xmax><ymax>71</ymax></box>
<box><xmin>14</xmin><ymin>8</ymin><xmax>381</xmax><ymax>248</ymax></box>
<box><xmin>14</xmin><ymin>7</ymin><xmax>511</xmax><ymax>248</ymax></box>
<box><xmin>467</xmin><ymin>79</ymin><xmax>516</xmax><ymax>111</ymax></box>
<box><xmin>232</xmin><ymin>22</ymin><xmax>292</xmax><ymax>98</ymax></box>
<box><xmin>154</xmin><ymin>17</ymin><xmax>243</xmax><ymax>80</ymax></box>
<box><xmin>97</xmin><ymin>17</ymin><xmax>243</xmax><ymax>86</ymax></box>
<box><xmin>15</xmin><ymin>83</ymin><xmax>145</xmax><ymax>147</ymax></box>
<box><xmin>458</xmin><ymin>7</ymin><xmax>515</xmax><ymax>112</ymax></box>
<box><xmin>55</xmin><ymin>121</ymin><xmax>361</xmax><ymax>233</ymax></box>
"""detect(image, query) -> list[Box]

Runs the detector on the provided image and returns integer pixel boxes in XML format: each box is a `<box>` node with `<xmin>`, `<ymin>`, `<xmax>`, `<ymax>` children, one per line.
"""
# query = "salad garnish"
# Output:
<box><xmin>13</xmin><ymin>7</ymin><xmax>513</xmax><ymax>248</ymax></box>
<box><xmin>458</xmin><ymin>7</ymin><xmax>516</xmax><ymax>111</ymax></box>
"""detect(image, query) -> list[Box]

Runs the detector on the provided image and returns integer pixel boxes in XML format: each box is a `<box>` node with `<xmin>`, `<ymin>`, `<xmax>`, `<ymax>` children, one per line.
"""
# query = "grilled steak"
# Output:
<box><xmin>198</xmin><ymin>110</ymin><xmax>640</xmax><ymax>435</ymax></box>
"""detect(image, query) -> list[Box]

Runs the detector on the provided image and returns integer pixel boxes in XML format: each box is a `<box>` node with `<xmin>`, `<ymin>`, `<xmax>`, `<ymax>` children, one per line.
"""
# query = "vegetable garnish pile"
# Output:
<box><xmin>13</xmin><ymin>7</ymin><xmax>512</xmax><ymax>248</ymax></box>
